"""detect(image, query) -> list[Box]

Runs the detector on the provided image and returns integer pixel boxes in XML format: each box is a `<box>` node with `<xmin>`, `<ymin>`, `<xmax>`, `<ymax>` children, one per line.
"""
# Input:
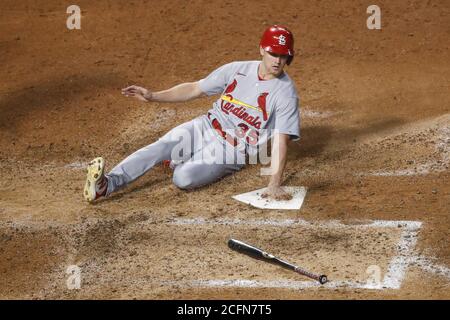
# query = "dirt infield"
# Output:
<box><xmin>0</xmin><ymin>0</ymin><xmax>449</xmax><ymax>299</ymax></box>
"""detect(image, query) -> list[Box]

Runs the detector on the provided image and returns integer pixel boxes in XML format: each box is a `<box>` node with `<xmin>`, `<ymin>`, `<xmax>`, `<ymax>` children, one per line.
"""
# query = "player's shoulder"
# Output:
<box><xmin>275</xmin><ymin>72</ymin><xmax>298</xmax><ymax>98</ymax></box>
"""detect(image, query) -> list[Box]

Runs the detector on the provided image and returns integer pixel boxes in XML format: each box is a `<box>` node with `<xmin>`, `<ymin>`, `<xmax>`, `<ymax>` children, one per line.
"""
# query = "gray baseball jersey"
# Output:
<box><xmin>199</xmin><ymin>60</ymin><xmax>300</xmax><ymax>155</ymax></box>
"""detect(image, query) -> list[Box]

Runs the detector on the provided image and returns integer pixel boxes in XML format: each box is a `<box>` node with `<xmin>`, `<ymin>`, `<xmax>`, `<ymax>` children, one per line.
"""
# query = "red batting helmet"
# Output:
<box><xmin>260</xmin><ymin>25</ymin><xmax>295</xmax><ymax>65</ymax></box>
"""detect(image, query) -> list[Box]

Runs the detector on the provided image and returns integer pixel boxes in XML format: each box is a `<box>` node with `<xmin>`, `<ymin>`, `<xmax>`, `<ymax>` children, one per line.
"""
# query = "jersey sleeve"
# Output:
<box><xmin>274</xmin><ymin>96</ymin><xmax>300</xmax><ymax>141</ymax></box>
<box><xmin>198</xmin><ymin>62</ymin><xmax>235</xmax><ymax>96</ymax></box>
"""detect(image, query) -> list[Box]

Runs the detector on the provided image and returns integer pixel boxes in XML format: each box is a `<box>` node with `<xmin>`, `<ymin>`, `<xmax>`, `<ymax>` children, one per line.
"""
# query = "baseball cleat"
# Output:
<box><xmin>83</xmin><ymin>157</ymin><xmax>108</xmax><ymax>202</ymax></box>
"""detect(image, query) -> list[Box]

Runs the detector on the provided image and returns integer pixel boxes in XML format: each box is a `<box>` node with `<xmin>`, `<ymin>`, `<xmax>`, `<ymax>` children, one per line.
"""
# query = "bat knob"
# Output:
<box><xmin>319</xmin><ymin>275</ymin><xmax>328</xmax><ymax>284</ymax></box>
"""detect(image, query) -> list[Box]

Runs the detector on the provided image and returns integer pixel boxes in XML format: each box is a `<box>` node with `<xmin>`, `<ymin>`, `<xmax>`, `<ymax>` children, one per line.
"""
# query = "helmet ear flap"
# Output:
<box><xmin>287</xmin><ymin>55</ymin><xmax>294</xmax><ymax>66</ymax></box>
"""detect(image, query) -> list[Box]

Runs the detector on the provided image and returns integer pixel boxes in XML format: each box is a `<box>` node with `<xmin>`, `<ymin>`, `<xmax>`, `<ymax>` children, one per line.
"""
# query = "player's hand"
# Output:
<box><xmin>121</xmin><ymin>85</ymin><xmax>152</xmax><ymax>102</ymax></box>
<box><xmin>261</xmin><ymin>185</ymin><xmax>292</xmax><ymax>201</ymax></box>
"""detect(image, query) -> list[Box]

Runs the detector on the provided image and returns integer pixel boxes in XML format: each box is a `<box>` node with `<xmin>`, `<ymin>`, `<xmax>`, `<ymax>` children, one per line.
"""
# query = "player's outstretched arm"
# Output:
<box><xmin>261</xmin><ymin>133</ymin><xmax>293</xmax><ymax>201</ymax></box>
<box><xmin>121</xmin><ymin>82</ymin><xmax>204</xmax><ymax>103</ymax></box>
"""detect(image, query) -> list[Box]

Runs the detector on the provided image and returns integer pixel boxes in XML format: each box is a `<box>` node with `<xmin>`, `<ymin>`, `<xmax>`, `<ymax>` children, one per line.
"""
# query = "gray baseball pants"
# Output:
<box><xmin>105</xmin><ymin>115</ymin><xmax>245</xmax><ymax>194</ymax></box>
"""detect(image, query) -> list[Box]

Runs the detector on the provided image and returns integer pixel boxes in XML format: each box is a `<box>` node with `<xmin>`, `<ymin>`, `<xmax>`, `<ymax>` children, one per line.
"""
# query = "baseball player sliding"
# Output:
<box><xmin>83</xmin><ymin>25</ymin><xmax>300</xmax><ymax>202</ymax></box>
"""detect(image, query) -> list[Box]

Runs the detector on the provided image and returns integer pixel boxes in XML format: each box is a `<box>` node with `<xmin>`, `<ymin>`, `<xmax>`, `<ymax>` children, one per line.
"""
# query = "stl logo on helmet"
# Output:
<box><xmin>277</xmin><ymin>35</ymin><xmax>286</xmax><ymax>46</ymax></box>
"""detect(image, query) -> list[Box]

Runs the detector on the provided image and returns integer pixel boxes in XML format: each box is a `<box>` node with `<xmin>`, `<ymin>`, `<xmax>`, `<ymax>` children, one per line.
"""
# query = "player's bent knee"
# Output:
<box><xmin>172</xmin><ymin>168</ymin><xmax>196</xmax><ymax>190</ymax></box>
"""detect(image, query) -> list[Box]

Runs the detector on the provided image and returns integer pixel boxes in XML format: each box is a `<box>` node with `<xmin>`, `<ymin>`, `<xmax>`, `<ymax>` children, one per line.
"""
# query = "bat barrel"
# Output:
<box><xmin>228</xmin><ymin>239</ymin><xmax>328</xmax><ymax>285</ymax></box>
<box><xmin>228</xmin><ymin>239</ymin><xmax>267</xmax><ymax>259</ymax></box>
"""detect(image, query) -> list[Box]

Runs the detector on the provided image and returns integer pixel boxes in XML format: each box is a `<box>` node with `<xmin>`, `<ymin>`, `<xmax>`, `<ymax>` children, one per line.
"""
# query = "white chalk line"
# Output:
<box><xmin>369</xmin><ymin>162</ymin><xmax>441</xmax><ymax>177</ymax></box>
<box><xmin>64</xmin><ymin>161</ymin><xmax>89</xmax><ymax>169</ymax></box>
<box><xmin>411</xmin><ymin>255</ymin><xmax>450</xmax><ymax>280</ymax></box>
<box><xmin>170</xmin><ymin>217</ymin><xmax>422</xmax><ymax>231</ymax></box>
<box><xmin>167</xmin><ymin>217</ymin><xmax>424</xmax><ymax>290</ymax></box>
<box><xmin>161</xmin><ymin>279</ymin><xmax>383</xmax><ymax>290</ymax></box>
<box><xmin>302</xmin><ymin>108</ymin><xmax>338</xmax><ymax>119</ymax></box>
<box><xmin>381</xmin><ymin>227</ymin><xmax>420</xmax><ymax>289</ymax></box>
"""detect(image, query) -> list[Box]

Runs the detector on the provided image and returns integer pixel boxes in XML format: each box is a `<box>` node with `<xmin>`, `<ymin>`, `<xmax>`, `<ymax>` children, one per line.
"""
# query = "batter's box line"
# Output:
<box><xmin>168</xmin><ymin>217</ymin><xmax>423</xmax><ymax>290</ymax></box>
<box><xmin>162</xmin><ymin>279</ymin><xmax>393</xmax><ymax>290</ymax></box>
<box><xmin>409</xmin><ymin>255</ymin><xmax>450</xmax><ymax>280</ymax></box>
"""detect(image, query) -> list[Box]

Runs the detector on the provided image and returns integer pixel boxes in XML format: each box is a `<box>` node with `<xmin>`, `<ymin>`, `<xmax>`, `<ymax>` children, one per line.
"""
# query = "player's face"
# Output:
<box><xmin>260</xmin><ymin>48</ymin><xmax>289</xmax><ymax>77</ymax></box>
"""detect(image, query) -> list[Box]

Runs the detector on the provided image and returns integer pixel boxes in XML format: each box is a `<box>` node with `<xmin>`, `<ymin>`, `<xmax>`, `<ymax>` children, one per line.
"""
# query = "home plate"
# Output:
<box><xmin>232</xmin><ymin>187</ymin><xmax>307</xmax><ymax>210</ymax></box>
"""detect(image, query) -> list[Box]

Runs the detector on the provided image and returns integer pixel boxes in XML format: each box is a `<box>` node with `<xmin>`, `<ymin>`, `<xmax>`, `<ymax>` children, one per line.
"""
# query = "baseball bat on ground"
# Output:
<box><xmin>228</xmin><ymin>238</ymin><xmax>328</xmax><ymax>285</ymax></box>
